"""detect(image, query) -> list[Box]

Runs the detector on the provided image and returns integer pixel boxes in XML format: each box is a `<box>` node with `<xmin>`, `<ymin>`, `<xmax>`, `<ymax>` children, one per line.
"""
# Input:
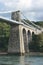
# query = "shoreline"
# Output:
<box><xmin>0</xmin><ymin>52</ymin><xmax>43</xmax><ymax>56</ymax></box>
<box><xmin>29</xmin><ymin>52</ymin><xmax>43</xmax><ymax>56</ymax></box>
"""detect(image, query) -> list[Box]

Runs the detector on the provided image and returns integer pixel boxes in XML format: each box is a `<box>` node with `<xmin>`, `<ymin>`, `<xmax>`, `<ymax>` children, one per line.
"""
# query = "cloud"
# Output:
<box><xmin>0</xmin><ymin>0</ymin><xmax>33</xmax><ymax>11</ymax></box>
<box><xmin>0</xmin><ymin>0</ymin><xmax>43</xmax><ymax>21</ymax></box>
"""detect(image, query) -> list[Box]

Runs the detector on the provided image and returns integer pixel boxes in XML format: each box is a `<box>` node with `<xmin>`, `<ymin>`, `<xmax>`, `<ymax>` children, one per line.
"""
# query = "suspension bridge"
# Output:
<box><xmin>0</xmin><ymin>10</ymin><xmax>43</xmax><ymax>55</ymax></box>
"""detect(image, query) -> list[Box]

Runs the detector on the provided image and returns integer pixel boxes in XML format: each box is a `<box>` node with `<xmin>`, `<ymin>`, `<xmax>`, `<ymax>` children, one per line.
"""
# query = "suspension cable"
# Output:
<box><xmin>0</xmin><ymin>10</ymin><xmax>15</xmax><ymax>13</ymax></box>
<box><xmin>22</xmin><ymin>19</ymin><xmax>40</xmax><ymax>29</ymax></box>
<box><xmin>22</xmin><ymin>19</ymin><xmax>33</xmax><ymax>27</ymax></box>
<box><xmin>21</xmin><ymin>12</ymin><xmax>42</xmax><ymax>29</ymax></box>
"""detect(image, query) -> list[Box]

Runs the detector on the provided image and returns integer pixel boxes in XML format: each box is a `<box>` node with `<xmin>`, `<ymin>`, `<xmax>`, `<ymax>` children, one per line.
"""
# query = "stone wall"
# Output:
<box><xmin>8</xmin><ymin>24</ymin><xmax>20</xmax><ymax>53</ymax></box>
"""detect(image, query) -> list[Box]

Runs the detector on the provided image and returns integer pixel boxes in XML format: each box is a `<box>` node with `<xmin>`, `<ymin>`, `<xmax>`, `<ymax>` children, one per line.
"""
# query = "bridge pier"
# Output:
<box><xmin>8</xmin><ymin>24</ymin><xmax>25</xmax><ymax>55</ymax></box>
<box><xmin>8</xmin><ymin>24</ymin><xmax>20</xmax><ymax>54</ymax></box>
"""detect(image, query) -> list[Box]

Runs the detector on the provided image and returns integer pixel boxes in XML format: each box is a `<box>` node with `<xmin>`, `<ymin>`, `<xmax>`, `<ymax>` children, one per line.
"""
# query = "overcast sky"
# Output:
<box><xmin>0</xmin><ymin>0</ymin><xmax>43</xmax><ymax>21</ymax></box>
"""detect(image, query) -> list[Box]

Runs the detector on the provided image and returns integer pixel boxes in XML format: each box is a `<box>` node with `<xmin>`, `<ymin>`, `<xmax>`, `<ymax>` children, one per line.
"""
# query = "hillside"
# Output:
<box><xmin>35</xmin><ymin>21</ymin><xmax>43</xmax><ymax>27</ymax></box>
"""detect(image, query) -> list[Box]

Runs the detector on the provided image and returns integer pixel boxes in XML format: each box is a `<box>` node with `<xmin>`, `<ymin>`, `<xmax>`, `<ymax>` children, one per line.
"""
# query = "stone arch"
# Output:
<box><xmin>22</xmin><ymin>28</ymin><xmax>27</xmax><ymax>53</ymax></box>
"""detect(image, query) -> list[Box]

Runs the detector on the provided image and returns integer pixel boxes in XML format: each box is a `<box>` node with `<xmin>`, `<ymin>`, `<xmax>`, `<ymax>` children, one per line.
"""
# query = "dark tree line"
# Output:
<box><xmin>0</xmin><ymin>22</ymin><xmax>10</xmax><ymax>52</ymax></box>
<box><xmin>29</xmin><ymin>33</ymin><xmax>43</xmax><ymax>52</ymax></box>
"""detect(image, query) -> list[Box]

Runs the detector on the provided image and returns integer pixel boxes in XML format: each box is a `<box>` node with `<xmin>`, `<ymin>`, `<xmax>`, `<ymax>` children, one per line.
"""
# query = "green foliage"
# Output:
<box><xmin>0</xmin><ymin>21</ymin><xmax>11</xmax><ymax>51</ymax></box>
<box><xmin>37</xmin><ymin>33</ymin><xmax>43</xmax><ymax>52</ymax></box>
<box><xmin>35</xmin><ymin>21</ymin><xmax>43</xmax><ymax>27</ymax></box>
<box><xmin>29</xmin><ymin>33</ymin><xmax>43</xmax><ymax>52</ymax></box>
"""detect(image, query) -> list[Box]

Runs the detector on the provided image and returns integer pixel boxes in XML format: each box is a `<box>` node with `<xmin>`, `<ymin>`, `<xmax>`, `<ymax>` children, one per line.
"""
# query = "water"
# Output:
<box><xmin>0</xmin><ymin>55</ymin><xmax>43</xmax><ymax>65</ymax></box>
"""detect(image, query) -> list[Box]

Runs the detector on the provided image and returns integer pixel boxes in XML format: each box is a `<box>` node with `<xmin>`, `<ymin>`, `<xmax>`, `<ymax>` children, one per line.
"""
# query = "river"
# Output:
<box><xmin>0</xmin><ymin>55</ymin><xmax>43</xmax><ymax>65</ymax></box>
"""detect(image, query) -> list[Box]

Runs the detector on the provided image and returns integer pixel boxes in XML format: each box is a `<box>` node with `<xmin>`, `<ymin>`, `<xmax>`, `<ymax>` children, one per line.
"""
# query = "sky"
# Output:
<box><xmin>0</xmin><ymin>0</ymin><xmax>43</xmax><ymax>21</ymax></box>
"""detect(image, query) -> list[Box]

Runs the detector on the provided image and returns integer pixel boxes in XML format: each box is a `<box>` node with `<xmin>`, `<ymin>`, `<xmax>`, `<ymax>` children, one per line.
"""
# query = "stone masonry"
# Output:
<box><xmin>8</xmin><ymin>24</ymin><xmax>20</xmax><ymax>53</ymax></box>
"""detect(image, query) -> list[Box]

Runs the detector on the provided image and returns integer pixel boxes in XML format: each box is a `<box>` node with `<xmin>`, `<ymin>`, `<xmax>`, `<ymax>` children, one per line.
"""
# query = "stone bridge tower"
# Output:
<box><xmin>11</xmin><ymin>10</ymin><xmax>21</xmax><ymax>22</ymax></box>
<box><xmin>8</xmin><ymin>11</ymin><xmax>31</xmax><ymax>55</ymax></box>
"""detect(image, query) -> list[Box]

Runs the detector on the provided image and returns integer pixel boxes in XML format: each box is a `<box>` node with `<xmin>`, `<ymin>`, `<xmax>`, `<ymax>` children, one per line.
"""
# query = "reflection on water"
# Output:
<box><xmin>0</xmin><ymin>55</ymin><xmax>43</xmax><ymax>65</ymax></box>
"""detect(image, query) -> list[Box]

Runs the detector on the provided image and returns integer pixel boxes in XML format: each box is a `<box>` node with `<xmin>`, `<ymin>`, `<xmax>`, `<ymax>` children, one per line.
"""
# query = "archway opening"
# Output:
<box><xmin>32</xmin><ymin>32</ymin><xmax>35</xmax><ymax>40</ymax></box>
<box><xmin>28</xmin><ymin>30</ymin><xmax>31</xmax><ymax>43</ymax></box>
<box><xmin>27</xmin><ymin>30</ymin><xmax>31</xmax><ymax>49</ymax></box>
<box><xmin>23</xmin><ymin>29</ymin><xmax>27</xmax><ymax>53</ymax></box>
<box><xmin>29</xmin><ymin>32</ymin><xmax>35</xmax><ymax>52</ymax></box>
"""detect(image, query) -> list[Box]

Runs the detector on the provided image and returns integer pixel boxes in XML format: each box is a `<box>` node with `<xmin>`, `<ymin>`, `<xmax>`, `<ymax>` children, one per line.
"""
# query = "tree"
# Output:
<box><xmin>29</xmin><ymin>32</ymin><xmax>43</xmax><ymax>52</ymax></box>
